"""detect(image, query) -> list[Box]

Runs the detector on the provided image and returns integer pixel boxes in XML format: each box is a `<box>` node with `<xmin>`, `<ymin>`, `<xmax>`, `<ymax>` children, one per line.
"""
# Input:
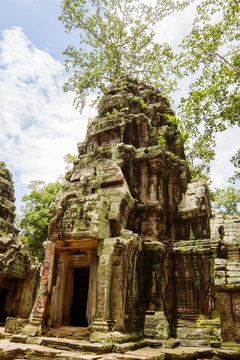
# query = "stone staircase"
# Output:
<box><xmin>1</xmin><ymin>330</ymin><xmax>240</xmax><ymax>360</ymax></box>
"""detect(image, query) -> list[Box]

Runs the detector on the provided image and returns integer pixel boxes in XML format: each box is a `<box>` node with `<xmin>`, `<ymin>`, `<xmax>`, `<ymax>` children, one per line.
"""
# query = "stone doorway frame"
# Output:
<box><xmin>55</xmin><ymin>249</ymin><xmax>97</xmax><ymax>328</ymax></box>
<box><xmin>0</xmin><ymin>276</ymin><xmax>25</xmax><ymax>323</ymax></box>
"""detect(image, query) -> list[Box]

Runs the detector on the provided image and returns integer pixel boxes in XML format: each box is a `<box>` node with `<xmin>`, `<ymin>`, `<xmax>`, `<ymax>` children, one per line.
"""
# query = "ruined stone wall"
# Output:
<box><xmin>0</xmin><ymin>162</ymin><xmax>16</xmax><ymax>236</ymax></box>
<box><xmin>0</xmin><ymin>235</ymin><xmax>40</xmax><ymax>323</ymax></box>
<box><xmin>212</xmin><ymin>214</ymin><xmax>240</xmax><ymax>342</ymax></box>
<box><xmin>0</xmin><ymin>162</ymin><xmax>40</xmax><ymax>331</ymax></box>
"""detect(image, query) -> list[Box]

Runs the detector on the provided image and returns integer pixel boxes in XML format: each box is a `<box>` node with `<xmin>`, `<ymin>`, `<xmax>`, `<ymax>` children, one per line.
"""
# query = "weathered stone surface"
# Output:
<box><xmin>1</xmin><ymin>332</ymin><xmax>240</xmax><ymax>359</ymax></box>
<box><xmin>0</xmin><ymin>162</ymin><xmax>16</xmax><ymax>236</ymax></box>
<box><xmin>144</xmin><ymin>312</ymin><xmax>169</xmax><ymax>340</ymax></box>
<box><xmin>0</xmin><ymin>162</ymin><xmax>40</xmax><ymax>327</ymax></box>
<box><xmin>211</xmin><ymin>215</ymin><xmax>240</xmax><ymax>343</ymax></box>
<box><xmin>0</xmin><ymin>233</ymin><xmax>40</xmax><ymax>324</ymax></box>
<box><xmin>4</xmin><ymin>335</ymin><xmax>240</xmax><ymax>360</ymax></box>
<box><xmin>5</xmin><ymin>317</ymin><xmax>29</xmax><ymax>334</ymax></box>
<box><xmin>19</xmin><ymin>76</ymin><xmax>240</xmax><ymax>353</ymax></box>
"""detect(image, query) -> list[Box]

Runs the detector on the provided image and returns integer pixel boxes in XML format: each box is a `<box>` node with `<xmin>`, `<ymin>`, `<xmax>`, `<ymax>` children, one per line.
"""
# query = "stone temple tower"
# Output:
<box><xmin>24</xmin><ymin>76</ymin><xmax>225</xmax><ymax>344</ymax></box>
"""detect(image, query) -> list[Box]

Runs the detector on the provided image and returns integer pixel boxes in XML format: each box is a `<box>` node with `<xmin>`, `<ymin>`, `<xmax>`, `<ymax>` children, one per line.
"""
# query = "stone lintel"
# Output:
<box><xmin>172</xmin><ymin>239</ymin><xmax>218</xmax><ymax>253</ymax></box>
<box><xmin>55</xmin><ymin>238</ymin><xmax>98</xmax><ymax>251</ymax></box>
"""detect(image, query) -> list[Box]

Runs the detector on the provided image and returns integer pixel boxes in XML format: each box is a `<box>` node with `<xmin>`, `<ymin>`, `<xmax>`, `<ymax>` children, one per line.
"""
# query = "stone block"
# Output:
<box><xmin>5</xmin><ymin>318</ymin><xmax>29</xmax><ymax>335</ymax></box>
<box><xmin>26</xmin><ymin>336</ymin><xmax>43</xmax><ymax>345</ymax></box>
<box><xmin>227</xmin><ymin>277</ymin><xmax>240</xmax><ymax>284</ymax></box>
<box><xmin>144</xmin><ymin>312</ymin><xmax>169</xmax><ymax>340</ymax></box>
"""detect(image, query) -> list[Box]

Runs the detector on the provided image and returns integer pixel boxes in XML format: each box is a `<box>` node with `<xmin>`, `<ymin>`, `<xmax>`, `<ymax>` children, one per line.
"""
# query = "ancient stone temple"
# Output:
<box><xmin>0</xmin><ymin>162</ymin><xmax>40</xmax><ymax>330</ymax></box>
<box><xmin>21</xmin><ymin>77</ymin><xmax>240</xmax><ymax>351</ymax></box>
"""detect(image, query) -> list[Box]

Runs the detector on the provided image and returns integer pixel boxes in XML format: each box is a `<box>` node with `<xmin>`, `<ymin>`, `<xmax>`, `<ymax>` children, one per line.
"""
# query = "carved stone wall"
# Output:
<box><xmin>0</xmin><ymin>162</ymin><xmax>40</xmax><ymax>331</ymax></box>
<box><xmin>0</xmin><ymin>235</ymin><xmax>40</xmax><ymax>323</ymax></box>
<box><xmin>0</xmin><ymin>162</ymin><xmax>16</xmax><ymax>236</ymax></box>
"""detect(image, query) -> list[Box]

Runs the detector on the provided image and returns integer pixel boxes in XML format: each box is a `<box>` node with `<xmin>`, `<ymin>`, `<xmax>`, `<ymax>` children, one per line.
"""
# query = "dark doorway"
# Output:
<box><xmin>70</xmin><ymin>267</ymin><xmax>89</xmax><ymax>326</ymax></box>
<box><xmin>0</xmin><ymin>288</ymin><xmax>8</xmax><ymax>322</ymax></box>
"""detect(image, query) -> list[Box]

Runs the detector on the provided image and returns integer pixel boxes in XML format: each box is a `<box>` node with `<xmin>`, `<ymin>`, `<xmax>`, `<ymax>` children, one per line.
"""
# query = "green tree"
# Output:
<box><xmin>59</xmin><ymin>0</ymin><xmax>189</xmax><ymax>110</ymax></box>
<box><xmin>19</xmin><ymin>181</ymin><xmax>61</xmax><ymax>262</ymax></box>
<box><xmin>211</xmin><ymin>187</ymin><xmax>240</xmax><ymax>216</ymax></box>
<box><xmin>177</xmin><ymin>0</ymin><xmax>240</xmax><ymax>179</ymax></box>
<box><xmin>59</xmin><ymin>0</ymin><xmax>240</xmax><ymax>210</ymax></box>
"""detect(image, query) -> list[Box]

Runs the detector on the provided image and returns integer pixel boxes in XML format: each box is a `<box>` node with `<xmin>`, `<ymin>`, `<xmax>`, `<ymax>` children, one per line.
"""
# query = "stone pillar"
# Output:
<box><xmin>143</xmin><ymin>241</ymin><xmax>169</xmax><ymax>339</ymax></box>
<box><xmin>87</xmin><ymin>250</ymin><xmax>98</xmax><ymax>328</ymax></box>
<box><xmin>22</xmin><ymin>240</ymin><xmax>55</xmax><ymax>336</ymax></box>
<box><xmin>91</xmin><ymin>234</ymin><xmax>142</xmax><ymax>339</ymax></box>
<box><xmin>92</xmin><ymin>238</ymin><xmax>116</xmax><ymax>333</ymax></box>
<box><xmin>20</xmin><ymin>272</ymin><xmax>40</xmax><ymax>319</ymax></box>
<box><xmin>215</xmin><ymin>258</ymin><xmax>240</xmax><ymax>342</ymax></box>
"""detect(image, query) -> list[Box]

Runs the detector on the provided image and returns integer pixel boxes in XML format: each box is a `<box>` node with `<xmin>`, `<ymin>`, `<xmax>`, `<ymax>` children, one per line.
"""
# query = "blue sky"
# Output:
<box><xmin>0</xmin><ymin>0</ymin><xmax>239</xmax><ymax>212</ymax></box>
<box><xmin>0</xmin><ymin>0</ymin><xmax>79</xmax><ymax>62</ymax></box>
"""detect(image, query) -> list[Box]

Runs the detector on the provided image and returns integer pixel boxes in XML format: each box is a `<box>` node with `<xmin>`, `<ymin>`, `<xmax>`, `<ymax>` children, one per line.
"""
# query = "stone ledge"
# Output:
<box><xmin>1</xmin><ymin>337</ymin><xmax>240</xmax><ymax>360</ymax></box>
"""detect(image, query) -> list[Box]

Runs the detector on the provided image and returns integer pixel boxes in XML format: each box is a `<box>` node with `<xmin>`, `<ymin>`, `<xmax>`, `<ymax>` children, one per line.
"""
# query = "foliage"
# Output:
<box><xmin>59</xmin><ymin>0</ymin><xmax>189</xmax><ymax>110</ymax></box>
<box><xmin>163</xmin><ymin>114</ymin><xmax>179</xmax><ymax>128</ymax></box>
<box><xmin>211</xmin><ymin>187</ymin><xmax>240</xmax><ymax>216</ymax></box>
<box><xmin>19</xmin><ymin>181</ymin><xmax>61</xmax><ymax>262</ymax></box>
<box><xmin>105</xmin><ymin>106</ymin><xmax>129</xmax><ymax>116</ymax></box>
<box><xmin>229</xmin><ymin>149</ymin><xmax>240</xmax><ymax>183</ymax></box>
<box><xmin>156</xmin><ymin>134</ymin><xmax>166</xmax><ymax>146</ymax></box>
<box><xmin>59</xmin><ymin>0</ymin><xmax>239</xmax><ymax>182</ymax></box>
<box><xmin>139</xmin><ymin>98</ymin><xmax>148</xmax><ymax>110</ymax></box>
<box><xmin>178</xmin><ymin>0</ymin><xmax>240</xmax><ymax>179</ymax></box>
<box><xmin>64</xmin><ymin>153</ymin><xmax>78</xmax><ymax>171</ymax></box>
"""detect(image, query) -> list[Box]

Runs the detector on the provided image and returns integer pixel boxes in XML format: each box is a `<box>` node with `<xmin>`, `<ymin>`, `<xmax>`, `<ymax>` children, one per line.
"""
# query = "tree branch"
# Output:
<box><xmin>76</xmin><ymin>19</ymin><xmax>108</xmax><ymax>46</ymax></box>
<box><xmin>195</xmin><ymin>113</ymin><xmax>240</xmax><ymax>123</ymax></box>
<box><xmin>119</xmin><ymin>22</ymin><xmax>152</xmax><ymax>48</ymax></box>
<box><xmin>128</xmin><ymin>69</ymin><xmax>159</xmax><ymax>75</ymax></box>
<box><xmin>221</xmin><ymin>113</ymin><xmax>240</xmax><ymax>118</ymax></box>
<box><xmin>119</xmin><ymin>5</ymin><xmax>167</xmax><ymax>48</ymax></box>
<box><xmin>214</xmin><ymin>52</ymin><xmax>240</xmax><ymax>73</ymax></box>
<box><xmin>67</xmin><ymin>3</ymin><xmax>108</xmax><ymax>47</ymax></box>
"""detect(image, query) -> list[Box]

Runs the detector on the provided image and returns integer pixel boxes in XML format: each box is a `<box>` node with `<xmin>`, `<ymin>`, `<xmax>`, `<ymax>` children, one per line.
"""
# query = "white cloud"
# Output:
<box><xmin>0</xmin><ymin>27</ymin><xmax>97</xmax><ymax>206</ymax></box>
<box><xmin>210</xmin><ymin>126</ymin><xmax>240</xmax><ymax>189</ymax></box>
<box><xmin>154</xmin><ymin>2</ymin><xmax>198</xmax><ymax>48</ymax></box>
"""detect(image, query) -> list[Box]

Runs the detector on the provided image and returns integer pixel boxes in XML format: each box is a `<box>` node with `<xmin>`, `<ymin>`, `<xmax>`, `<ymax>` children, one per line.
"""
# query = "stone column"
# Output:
<box><xmin>22</xmin><ymin>240</ymin><xmax>55</xmax><ymax>336</ymax></box>
<box><xmin>143</xmin><ymin>242</ymin><xmax>169</xmax><ymax>339</ymax></box>
<box><xmin>20</xmin><ymin>271</ymin><xmax>40</xmax><ymax>319</ymax></box>
<box><xmin>91</xmin><ymin>238</ymin><xmax>115</xmax><ymax>333</ymax></box>
<box><xmin>91</xmin><ymin>233</ymin><xmax>142</xmax><ymax>341</ymax></box>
